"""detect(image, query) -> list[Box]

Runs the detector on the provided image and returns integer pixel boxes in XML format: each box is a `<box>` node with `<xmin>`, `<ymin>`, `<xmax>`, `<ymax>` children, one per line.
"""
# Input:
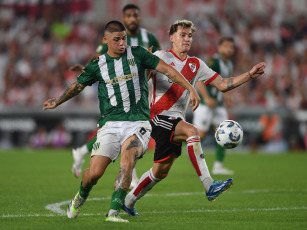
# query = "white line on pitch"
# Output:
<box><xmin>1</xmin><ymin>206</ymin><xmax>307</xmax><ymax>218</ymax></box>
<box><xmin>45</xmin><ymin>188</ymin><xmax>307</xmax><ymax>215</ymax></box>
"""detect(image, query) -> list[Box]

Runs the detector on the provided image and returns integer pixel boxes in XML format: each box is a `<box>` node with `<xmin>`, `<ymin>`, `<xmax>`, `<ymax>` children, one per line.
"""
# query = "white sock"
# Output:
<box><xmin>186</xmin><ymin>136</ymin><xmax>214</xmax><ymax>192</ymax></box>
<box><xmin>79</xmin><ymin>145</ymin><xmax>89</xmax><ymax>157</ymax></box>
<box><xmin>131</xmin><ymin>167</ymin><xmax>139</xmax><ymax>183</ymax></box>
<box><xmin>125</xmin><ymin>168</ymin><xmax>161</xmax><ymax>208</ymax></box>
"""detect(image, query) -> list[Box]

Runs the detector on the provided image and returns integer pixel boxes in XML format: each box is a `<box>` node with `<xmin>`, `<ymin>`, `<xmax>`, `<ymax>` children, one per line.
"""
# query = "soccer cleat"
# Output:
<box><xmin>72</xmin><ymin>148</ymin><xmax>85</xmax><ymax>178</ymax></box>
<box><xmin>122</xmin><ymin>203</ymin><xmax>140</xmax><ymax>216</ymax></box>
<box><xmin>67</xmin><ymin>192</ymin><xmax>86</xmax><ymax>218</ymax></box>
<box><xmin>206</xmin><ymin>178</ymin><xmax>233</xmax><ymax>201</ymax></box>
<box><xmin>105</xmin><ymin>214</ymin><xmax>129</xmax><ymax>223</ymax></box>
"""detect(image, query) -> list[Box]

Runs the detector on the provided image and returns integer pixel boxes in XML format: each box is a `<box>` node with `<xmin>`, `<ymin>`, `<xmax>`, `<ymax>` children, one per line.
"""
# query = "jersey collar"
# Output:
<box><xmin>169</xmin><ymin>49</ymin><xmax>188</xmax><ymax>62</ymax></box>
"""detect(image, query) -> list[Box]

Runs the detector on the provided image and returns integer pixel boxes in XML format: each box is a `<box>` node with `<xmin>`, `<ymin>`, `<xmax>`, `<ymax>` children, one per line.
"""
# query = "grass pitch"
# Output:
<box><xmin>0</xmin><ymin>148</ymin><xmax>306</xmax><ymax>230</ymax></box>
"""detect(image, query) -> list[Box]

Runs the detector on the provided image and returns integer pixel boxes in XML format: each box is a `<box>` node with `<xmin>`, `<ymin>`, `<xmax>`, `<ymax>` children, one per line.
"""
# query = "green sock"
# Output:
<box><xmin>79</xmin><ymin>181</ymin><xmax>92</xmax><ymax>199</ymax></box>
<box><xmin>216</xmin><ymin>143</ymin><xmax>226</xmax><ymax>162</ymax></box>
<box><xmin>109</xmin><ymin>188</ymin><xmax>127</xmax><ymax>212</ymax></box>
<box><xmin>86</xmin><ymin>135</ymin><xmax>97</xmax><ymax>152</ymax></box>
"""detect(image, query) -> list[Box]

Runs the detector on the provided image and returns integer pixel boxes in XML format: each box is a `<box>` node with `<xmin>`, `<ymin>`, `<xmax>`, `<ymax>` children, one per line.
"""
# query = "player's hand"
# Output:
<box><xmin>249</xmin><ymin>62</ymin><xmax>266</xmax><ymax>79</ymax></box>
<box><xmin>147</xmin><ymin>45</ymin><xmax>154</xmax><ymax>53</ymax></box>
<box><xmin>190</xmin><ymin>88</ymin><xmax>201</xmax><ymax>112</ymax></box>
<box><xmin>205</xmin><ymin>97</ymin><xmax>217</xmax><ymax>108</ymax></box>
<box><xmin>70</xmin><ymin>64</ymin><xmax>84</xmax><ymax>74</ymax></box>
<box><xmin>43</xmin><ymin>98</ymin><xmax>57</xmax><ymax>110</ymax></box>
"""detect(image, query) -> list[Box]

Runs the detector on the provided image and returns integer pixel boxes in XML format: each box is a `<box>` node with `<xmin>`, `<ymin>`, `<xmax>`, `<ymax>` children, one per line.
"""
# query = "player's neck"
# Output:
<box><xmin>107</xmin><ymin>50</ymin><xmax>122</xmax><ymax>58</ymax></box>
<box><xmin>219</xmin><ymin>53</ymin><xmax>229</xmax><ymax>62</ymax></box>
<box><xmin>171</xmin><ymin>48</ymin><xmax>188</xmax><ymax>61</ymax></box>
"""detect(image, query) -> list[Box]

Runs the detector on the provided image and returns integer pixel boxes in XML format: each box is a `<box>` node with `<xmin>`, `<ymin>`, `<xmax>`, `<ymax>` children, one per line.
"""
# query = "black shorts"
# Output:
<box><xmin>150</xmin><ymin>115</ymin><xmax>182</xmax><ymax>163</ymax></box>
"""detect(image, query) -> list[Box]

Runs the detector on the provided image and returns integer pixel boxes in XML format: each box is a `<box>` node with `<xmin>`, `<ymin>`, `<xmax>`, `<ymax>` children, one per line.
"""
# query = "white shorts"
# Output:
<box><xmin>193</xmin><ymin>104</ymin><xmax>228</xmax><ymax>132</ymax></box>
<box><xmin>91</xmin><ymin>120</ymin><xmax>152</xmax><ymax>161</ymax></box>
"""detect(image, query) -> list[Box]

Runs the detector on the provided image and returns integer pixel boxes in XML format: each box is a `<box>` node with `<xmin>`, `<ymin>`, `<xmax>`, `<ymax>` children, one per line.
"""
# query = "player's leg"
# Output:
<box><xmin>68</xmin><ymin>124</ymin><xmax>120</xmax><ymax>218</ymax></box>
<box><xmin>173</xmin><ymin>120</ymin><xmax>214</xmax><ymax>191</ymax></box>
<box><xmin>211</xmin><ymin>107</ymin><xmax>233</xmax><ymax>175</ymax></box>
<box><xmin>173</xmin><ymin>120</ymin><xmax>233</xmax><ymax>201</ymax></box>
<box><xmin>124</xmin><ymin>154</ymin><xmax>177</xmax><ymax>214</ymax></box>
<box><xmin>67</xmin><ymin>155</ymin><xmax>112</xmax><ymax>218</ymax></box>
<box><xmin>123</xmin><ymin>115</ymin><xmax>181</xmax><ymax>215</ymax></box>
<box><xmin>72</xmin><ymin>135</ymin><xmax>97</xmax><ymax>177</ymax></box>
<box><xmin>106</xmin><ymin>121</ymin><xmax>151</xmax><ymax>223</ymax></box>
<box><xmin>192</xmin><ymin>104</ymin><xmax>212</xmax><ymax>140</ymax></box>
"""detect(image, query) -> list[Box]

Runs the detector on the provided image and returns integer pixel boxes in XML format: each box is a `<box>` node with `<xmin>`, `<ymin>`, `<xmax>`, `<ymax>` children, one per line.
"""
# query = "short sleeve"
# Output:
<box><xmin>134</xmin><ymin>46</ymin><xmax>160</xmax><ymax>70</ymax></box>
<box><xmin>96</xmin><ymin>41</ymin><xmax>108</xmax><ymax>54</ymax></box>
<box><xmin>196</xmin><ymin>59</ymin><xmax>219</xmax><ymax>85</ymax></box>
<box><xmin>77</xmin><ymin>60</ymin><xmax>98</xmax><ymax>86</ymax></box>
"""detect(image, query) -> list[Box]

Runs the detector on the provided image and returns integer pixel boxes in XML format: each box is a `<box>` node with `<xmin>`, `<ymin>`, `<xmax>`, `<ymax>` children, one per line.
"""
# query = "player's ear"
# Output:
<box><xmin>103</xmin><ymin>36</ymin><xmax>108</xmax><ymax>45</ymax></box>
<box><xmin>170</xmin><ymin>35</ymin><xmax>174</xmax><ymax>43</ymax></box>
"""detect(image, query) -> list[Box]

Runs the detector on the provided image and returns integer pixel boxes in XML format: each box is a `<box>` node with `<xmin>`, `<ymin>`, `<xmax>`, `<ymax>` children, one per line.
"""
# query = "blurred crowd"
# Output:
<box><xmin>0</xmin><ymin>1</ymin><xmax>307</xmax><ymax>111</ymax></box>
<box><xmin>0</xmin><ymin>0</ymin><xmax>306</xmax><ymax>150</ymax></box>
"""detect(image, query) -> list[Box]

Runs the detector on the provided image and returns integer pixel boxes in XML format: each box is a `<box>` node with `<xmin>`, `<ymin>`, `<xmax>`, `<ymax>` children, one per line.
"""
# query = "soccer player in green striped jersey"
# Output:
<box><xmin>43</xmin><ymin>20</ymin><xmax>200</xmax><ymax>223</ymax></box>
<box><xmin>193</xmin><ymin>37</ymin><xmax>235</xmax><ymax>175</ymax></box>
<box><xmin>72</xmin><ymin>4</ymin><xmax>160</xmax><ymax>185</ymax></box>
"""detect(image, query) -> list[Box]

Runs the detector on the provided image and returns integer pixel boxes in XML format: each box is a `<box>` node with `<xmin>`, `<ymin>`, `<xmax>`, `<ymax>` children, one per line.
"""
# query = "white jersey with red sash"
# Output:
<box><xmin>150</xmin><ymin>49</ymin><xmax>218</xmax><ymax>120</ymax></box>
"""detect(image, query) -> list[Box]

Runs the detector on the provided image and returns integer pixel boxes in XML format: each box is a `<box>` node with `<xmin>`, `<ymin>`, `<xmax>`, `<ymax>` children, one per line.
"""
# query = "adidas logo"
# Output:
<box><xmin>169</xmin><ymin>62</ymin><xmax>175</xmax><ymax>66</ymax></box>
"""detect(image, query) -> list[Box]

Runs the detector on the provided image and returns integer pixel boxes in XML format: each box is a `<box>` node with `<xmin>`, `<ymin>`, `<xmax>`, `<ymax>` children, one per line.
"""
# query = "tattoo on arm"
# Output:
<box><xmin>165</xmin><ymin>73</ymin><xmax>177</xmax><ymax>82</ymax></box>
<box><xmin>56</xmin><ymin>81</ymin><xmax>85</xmax><ymax>106</ymax></box>
<box><xmin>226</xmin><ymin>78</ymin><xmax>235</xmax><ymax>91</ymax></box>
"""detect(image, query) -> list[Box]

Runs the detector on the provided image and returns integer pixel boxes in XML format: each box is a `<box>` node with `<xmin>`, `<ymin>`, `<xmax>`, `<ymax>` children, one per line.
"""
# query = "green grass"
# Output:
<box><xmin>0</xmin><ymin>148</ymin><xmax>306</xmax><ymax>230</ymax></box>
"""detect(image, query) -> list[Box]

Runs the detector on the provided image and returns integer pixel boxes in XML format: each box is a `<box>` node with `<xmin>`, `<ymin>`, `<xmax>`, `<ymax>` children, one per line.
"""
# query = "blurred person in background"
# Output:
<box><xmin>71</xmin><ymin>4</ymin><xmax>161</xmax><ymax>189</ymax></box>
<box><xmin>193</xmin><ymin>37</ymin><xmax>235</xmax><ymax>175</ymax></box>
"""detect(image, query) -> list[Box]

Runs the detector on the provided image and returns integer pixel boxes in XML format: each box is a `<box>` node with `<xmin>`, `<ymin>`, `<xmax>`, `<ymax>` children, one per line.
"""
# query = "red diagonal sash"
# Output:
<box><xmin>150</xmin><ymin>57</ymin><xmax>200</xmax><ymax>119</ymax></box>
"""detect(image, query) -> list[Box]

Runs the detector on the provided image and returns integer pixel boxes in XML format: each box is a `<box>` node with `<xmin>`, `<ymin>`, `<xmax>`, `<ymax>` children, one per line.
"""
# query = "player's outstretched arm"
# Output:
<box><xmin>155</xmin><ymin>59</ymin><xmax>200</xmax><ymax>111</ymax></box>
<box><xmin>43</xmin><ymin>81</ymin><xmax>86</xmax><ymax>110</ymax></box>
<box><xmin>210</xmin><ymin>62</ymin><xmax>266</xmax><ymax>93</ymax></box>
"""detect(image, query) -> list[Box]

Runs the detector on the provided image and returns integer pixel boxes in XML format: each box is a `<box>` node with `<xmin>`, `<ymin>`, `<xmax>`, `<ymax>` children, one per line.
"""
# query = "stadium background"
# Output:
<box><xmin>0</xmin><ymin>0</ymin><xmax>306</xmax><ymax>153</ymax></box>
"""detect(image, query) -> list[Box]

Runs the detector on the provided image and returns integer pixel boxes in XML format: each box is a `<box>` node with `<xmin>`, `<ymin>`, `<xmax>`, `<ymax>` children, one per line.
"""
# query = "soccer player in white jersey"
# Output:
<box><xmin>72</xmin><ymin>4</ymin><xmax>160</xmax><ymax>188</ymax></box>
<box><xmin>43</xmin><ymin>20</ymin><xmax>200</xmax><ymax>223</ymax></box>
<box><xmin>121</xmin><ymin>20</ymin><xmax>266</xmax><ymax>216</ymax></box>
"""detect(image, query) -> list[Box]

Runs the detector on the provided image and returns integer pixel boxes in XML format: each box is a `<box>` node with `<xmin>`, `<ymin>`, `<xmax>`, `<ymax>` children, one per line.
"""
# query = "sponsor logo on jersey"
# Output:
<box><xmin>128</xmin><ymin>57</ymin><xmax>136</xmax><ymax>66</ymax></box>
<box><xmin>169</xmin><ymin>62</ymin><xmax>175</xmax><ymax>66</ymax></box>
<box><xmin>189</xmin><ymin>63</ymin><xmax>196</xmax><ymax>73</ymax></box>
<box><xmin>106</xmin><ymin>73</ymin><xmax>137</xmax><ymax>85</ymax></box>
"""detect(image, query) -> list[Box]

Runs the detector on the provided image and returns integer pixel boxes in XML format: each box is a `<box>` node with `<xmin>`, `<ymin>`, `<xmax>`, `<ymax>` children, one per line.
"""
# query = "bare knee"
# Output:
<box><xmin>186</xmin><ymin>125</ymin><xmax>199</xmax><ymax>138</ymax></box>
<box><xmin>153</xmin><ymin>166</ymin><xmax>170</xmax><ymax>180</ymax></box>
<box><xmin>88</xmin><ymin>169</ymin><xmax>103</xmax><ymax>185</ymax></box>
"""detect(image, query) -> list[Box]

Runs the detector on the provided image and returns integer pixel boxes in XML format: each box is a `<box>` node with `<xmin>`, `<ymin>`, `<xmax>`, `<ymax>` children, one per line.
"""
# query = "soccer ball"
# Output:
<box><xmin>215</xmin><ymin>120</ymin><xmax>243</xmax><ymax>149</ymax></box>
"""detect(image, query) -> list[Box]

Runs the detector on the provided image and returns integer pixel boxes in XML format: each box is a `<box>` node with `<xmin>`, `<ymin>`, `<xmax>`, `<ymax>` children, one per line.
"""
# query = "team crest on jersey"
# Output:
<box><xmin>128</xmin><ymin>57</ymin><xmax>136</xmax><ymax>66</ymax></box>
<box><xmin>189</xmin><ymin>63</ymin><xmax>196</xmax><ymax>73</ymax></box>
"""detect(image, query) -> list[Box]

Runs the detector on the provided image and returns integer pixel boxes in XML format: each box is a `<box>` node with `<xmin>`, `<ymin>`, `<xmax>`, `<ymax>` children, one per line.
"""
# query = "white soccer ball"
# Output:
<box><xmin>215</xmin><ymin>120</ymin><xmax>243</xmax><ymax>149</ymax></box>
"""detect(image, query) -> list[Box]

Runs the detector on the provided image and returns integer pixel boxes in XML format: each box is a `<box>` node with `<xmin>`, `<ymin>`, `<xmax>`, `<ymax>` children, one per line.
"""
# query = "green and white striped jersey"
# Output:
<box><xmin>77</xmin><ymin>46</ymin><xmax>160</xmax><ymax>127</ymax></box>
<box><xmin>96</xmin><ymin>28</ymin><xmax>160</xmax><ymax>54</ymax></box>
<box><xmin>201</xmin><ymin>53</ymin><xmax>233</xmax><ymax>106</ymax></box>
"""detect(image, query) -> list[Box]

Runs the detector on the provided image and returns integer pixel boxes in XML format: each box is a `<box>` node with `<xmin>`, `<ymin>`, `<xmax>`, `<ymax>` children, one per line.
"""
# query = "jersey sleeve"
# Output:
<box><xmin>96</xmin><ymin>41</ymin><xmax>108</xmax><ymax>54</ymax></box>
<box><xmin>148</xmin><ymin>33</ymin><xmax>161</xmax><ymax>53</ymax></box>
<box><xmin>197</xmin><ymin>59</ymin><xmax>219</xmax><ymax>85</ymax></box>
<box><xmin>135</xmin><ymin>46</ymin><xmax>160</xmax><ymax>70</ymax></box>
<box><xmin>77</xmin><ymin>59</ymin><xmax>99</xmax><ymax>86</ymax></box>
